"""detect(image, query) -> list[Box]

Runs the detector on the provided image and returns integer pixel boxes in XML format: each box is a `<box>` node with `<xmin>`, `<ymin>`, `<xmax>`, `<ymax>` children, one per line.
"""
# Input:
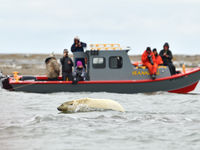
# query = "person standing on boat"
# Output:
<box><xmin>153</xmin><ymin>48</ymin><xmax>163</xmax><ymax>65</ymax></box>
<box><xmin>159</xmin><ymin>42</ymin><xmax>176</xmax><ymax>75</ymax></box>
<box><xmin>45</xmin><ymin>53</ymin><xmax>60</xmax><ymax>80</ymax></box>
<box><xmin>60</xmin><ymin>49</ymin><xmax>74</xmax><ymax>81</ymax></box>
<box><xmin>71</xmin><ymin>36</ymin><xmax>87</xmax><ymax>68</ymax></box>
<box><xmin>142</xmin><ymin>47</ymin><xmax>158</xmax><ymax>80</ymax></box>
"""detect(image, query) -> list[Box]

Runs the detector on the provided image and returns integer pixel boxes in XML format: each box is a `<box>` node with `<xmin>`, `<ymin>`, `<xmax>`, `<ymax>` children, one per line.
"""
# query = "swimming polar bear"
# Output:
<box><xmin>57</xmin><ymin>98</ymin><xmax>125</xmax><ymax>113</ymax></box>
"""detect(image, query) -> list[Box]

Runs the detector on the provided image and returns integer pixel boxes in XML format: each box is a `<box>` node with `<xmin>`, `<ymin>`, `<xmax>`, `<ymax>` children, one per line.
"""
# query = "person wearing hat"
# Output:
<box><xmin>73</xmin><ymin>61</ymin><xmax>86</xmax><ymax>83</ymax></box>
<box><xmin>71</xmin><ymin>36</ymin><xmax>87</xmax><ymax>68</ymax></box>
<box><xmin>153</xmin><ymin>48</ymin><xmax>163</xmax><ymax>65</ymax></box>
<box><xmin>141</xmin><ymin>47</ymin><xmax>158</xmax><ymax>80</ymax></box>
<box><xmin>45</xmin><ymin>53</ymin><xmax>60</xmax><ymax>80</ymax></box>
<box><xmin>60</xmin><ymin>49</ymin><xmax>74</xmax><ymax>81</ymax></box>
<box><xmin>159</xmin><ymin>42</ymin><xmax>176</xmax><ymax>75</ymax></box>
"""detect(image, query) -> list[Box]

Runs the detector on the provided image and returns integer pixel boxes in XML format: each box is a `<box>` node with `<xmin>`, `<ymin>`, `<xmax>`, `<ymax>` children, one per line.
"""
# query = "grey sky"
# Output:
<box><xmin>0</xmin><ymin>0</ymin><xmax>200</xmax><ymax>54</ymax></box>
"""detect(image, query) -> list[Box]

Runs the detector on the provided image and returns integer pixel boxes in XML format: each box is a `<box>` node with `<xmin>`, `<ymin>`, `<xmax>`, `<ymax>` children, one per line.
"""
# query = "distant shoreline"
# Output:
<box><xmin>0</xmin><ymin>54</ymin><xmax>199</xmax><ymax>75</ymax></box>
<box><xmin>0</xmin><ymin>53</ymin><xmax>200</xmax><ymax>56</ymax></box>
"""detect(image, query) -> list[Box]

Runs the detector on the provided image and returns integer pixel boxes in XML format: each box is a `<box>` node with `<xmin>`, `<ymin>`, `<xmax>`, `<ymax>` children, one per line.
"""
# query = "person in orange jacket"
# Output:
<box><xmin>141</xmin><ymin>47</ymin><xmax>158</xmax><ymax>79</ymax></box>
<box><xmin>153</xmin><ymin>48</ymin><xmax>163</xmax><ymax>65</ymax></box>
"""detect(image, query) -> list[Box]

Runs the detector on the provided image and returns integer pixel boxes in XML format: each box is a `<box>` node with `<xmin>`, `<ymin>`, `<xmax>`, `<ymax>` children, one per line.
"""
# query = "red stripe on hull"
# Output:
<box><xmin>168</xmin><ymin>82</ymin><xmax>199</xmax><ymax>94</ymax></box>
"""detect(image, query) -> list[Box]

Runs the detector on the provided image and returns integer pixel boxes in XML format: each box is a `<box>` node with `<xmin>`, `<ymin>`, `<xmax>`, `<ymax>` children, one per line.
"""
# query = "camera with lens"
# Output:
<box><xmin>148</xmin><ymin>55</ymin><xmax>154</xmax><ymax>65</ymax></box>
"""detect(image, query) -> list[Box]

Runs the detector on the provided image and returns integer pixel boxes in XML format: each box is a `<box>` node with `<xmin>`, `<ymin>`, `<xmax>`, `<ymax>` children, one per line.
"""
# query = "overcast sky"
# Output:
<box><xmin>0</xmin><ymin>0</ymin><xmax>200</xmax><ymax>54</ymax></box>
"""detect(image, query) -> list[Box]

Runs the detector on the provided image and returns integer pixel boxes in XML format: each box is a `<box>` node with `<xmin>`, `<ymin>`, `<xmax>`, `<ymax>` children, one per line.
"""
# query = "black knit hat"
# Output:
<box><xmin>153</xmin><ymin>48</ymin><xmax>157</xmax><ymax>52</ymax></box>
<box><xmin>163</xmin><ymin>42</ymin><xmax>169</xmax><ymax>48</ymax></box>
<box><xmin>146</xmin><ymin>47</ymin><xmax>151</xmax><ymax>52</ymax></box>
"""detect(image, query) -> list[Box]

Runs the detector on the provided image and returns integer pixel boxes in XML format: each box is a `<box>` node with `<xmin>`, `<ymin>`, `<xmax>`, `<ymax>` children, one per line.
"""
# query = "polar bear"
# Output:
<box><xmin>57</xmin><ymin>98</ymin><xmax>125</xmax><ymax>113</ymax></box>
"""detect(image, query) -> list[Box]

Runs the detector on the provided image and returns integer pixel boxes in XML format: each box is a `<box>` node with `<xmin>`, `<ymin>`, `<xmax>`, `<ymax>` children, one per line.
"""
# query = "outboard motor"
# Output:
<box><xmin>0</xmin><ymin>71</ymin><xmax>12</xmax><ymax>90</ymax></box>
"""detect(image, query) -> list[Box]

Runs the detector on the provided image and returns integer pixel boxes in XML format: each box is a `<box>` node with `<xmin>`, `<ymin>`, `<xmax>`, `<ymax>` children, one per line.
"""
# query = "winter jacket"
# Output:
<box><xmin>60</xmin><ymin>56</ymin><xmax>74</xmax><ymax>73</ymax></box>
<box><xmin>159</xmin><ymin>49</ymin><xmax>173</xmax><ymax>65</ymax></box>
<box><xmin>73</xmin><ymin>67</ymin><xmax>86</xmax><ymax>81</ymax></box>
<box><xmin>71</xmin><ymin>42</ymin><xmax>87</xmax><ymax>52</ymax></box>
<box><xmin>141</xmin><ymin>50</ymin><xmax>156</xmax><ymax>65</ymax></box>
<box><xmin>154</xmin><ymin>55</ymin><xmax>163</xmax><ymax>65</ymax></box>
<box><xmin>45</xmin><ymin>57</ymin><xmax>60</xmax><ymax>79</ymax></box>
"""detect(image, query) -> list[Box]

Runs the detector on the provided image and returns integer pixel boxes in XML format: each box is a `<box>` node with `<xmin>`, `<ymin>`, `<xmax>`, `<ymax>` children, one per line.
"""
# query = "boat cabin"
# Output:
<box><xmin>73</xmin><ymin>44</ymin><xmax>171</xmax><ymax>81</ymax></box>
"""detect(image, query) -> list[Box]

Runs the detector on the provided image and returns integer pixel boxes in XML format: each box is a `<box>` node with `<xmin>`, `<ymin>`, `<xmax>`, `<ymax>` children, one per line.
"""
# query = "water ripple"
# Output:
<box><xmin>0</xmin><ymin>84</ymin><xmax>200</xmax><ymax>150</ymax></box>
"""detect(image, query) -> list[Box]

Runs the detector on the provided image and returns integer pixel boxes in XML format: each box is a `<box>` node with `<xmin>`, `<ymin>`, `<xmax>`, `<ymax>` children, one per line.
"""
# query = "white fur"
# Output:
<box><xmin>57</xmin><ymin>98</ymin><xmax>125</xmax><ymax>113</ymax></box>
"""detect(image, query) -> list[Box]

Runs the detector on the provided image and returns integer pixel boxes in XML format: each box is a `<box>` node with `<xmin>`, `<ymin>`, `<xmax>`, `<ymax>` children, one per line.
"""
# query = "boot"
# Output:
<box><xmin>151</xmin><ymin>74</ymin><xmax>156</xmax><ymax>80</ymax></box>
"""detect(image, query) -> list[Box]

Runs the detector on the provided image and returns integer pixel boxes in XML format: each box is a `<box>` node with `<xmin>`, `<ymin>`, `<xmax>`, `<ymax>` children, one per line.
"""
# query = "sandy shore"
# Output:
<box><xmin>0</xmin><ymin>53</ymin><xmax>199</xmax><ymax>75</ymax></box>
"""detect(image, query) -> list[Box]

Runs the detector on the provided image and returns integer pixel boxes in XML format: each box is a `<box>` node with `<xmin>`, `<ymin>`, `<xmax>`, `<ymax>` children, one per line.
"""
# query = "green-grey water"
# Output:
<box><xmin>0</xmin><ymin>84</ymin><xmax>200</xmax><ymax>150</ymax></box>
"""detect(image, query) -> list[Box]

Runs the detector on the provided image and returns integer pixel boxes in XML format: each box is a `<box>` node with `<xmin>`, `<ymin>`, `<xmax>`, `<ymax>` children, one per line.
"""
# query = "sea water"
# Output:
<box><xmin>0</xmin><ymin>84</ymin><xmax>200</xmax><ymax>150</ymax></box>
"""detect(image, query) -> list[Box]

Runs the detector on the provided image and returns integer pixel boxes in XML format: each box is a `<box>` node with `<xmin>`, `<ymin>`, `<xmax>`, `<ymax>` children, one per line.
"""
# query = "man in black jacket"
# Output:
<box><xmin>71</xmin><ymin>36</ymin><xmax>87</xmax><ymax>68</ymax></box>
<box><xmin>60</xmin><ymin>49</ymin><xmax>74</xmax><ymax>81</ymax></box>
<box><xmin>159</xmin><ymin>42</ymin><xmax>176</xmax><ymax>75</ymax></box>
